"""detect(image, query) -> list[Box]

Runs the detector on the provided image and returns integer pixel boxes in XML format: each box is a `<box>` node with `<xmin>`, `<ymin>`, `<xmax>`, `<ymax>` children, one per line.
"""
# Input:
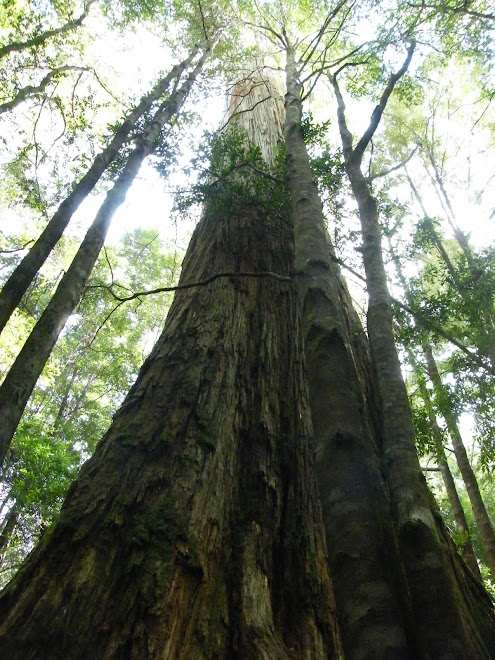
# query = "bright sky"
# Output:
<box><xmin>69</xmin><ymin>16</ymin><xmax>227</xmax><ymax>251</ymax></box>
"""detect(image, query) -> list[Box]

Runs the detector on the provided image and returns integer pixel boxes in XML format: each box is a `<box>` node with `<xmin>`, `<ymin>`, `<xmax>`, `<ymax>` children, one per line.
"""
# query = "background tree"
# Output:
<box><xmin>0</xmin><ymin>227</ymin><xmax>179</xmax><ymax>584</ymax></box>
<box><xmin>0</xmin><ymin>40</ymin><xmax>214</xmax><ymax>464</ymax></box>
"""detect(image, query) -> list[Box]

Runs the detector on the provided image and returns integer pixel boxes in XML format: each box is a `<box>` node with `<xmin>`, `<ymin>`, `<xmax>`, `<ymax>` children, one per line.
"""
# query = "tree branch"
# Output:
<box><xmin>89</xmin><ymin>271</ymin><xmax>292</xmax><ymax>304</ymax></box>
<box><xmin>0</xmin><ymin>66</ymin><xmax>89</xmax><ymax>115</ymax></box>
<box><xmin>368</xmin><ymin>147</ymin><xmax>418</xmax><ymax>181</ymax></box>
<box><xmin>406</xmin><ymin>1</ymin><xmax>494</xmax><ymax>23</ymax></box>
<box><xmin>327</xmin><ymin>252</ymin><xmax>495</xmax><ymax>376</ymax></box>
<box><xmin>299</xmin><ymin>0</ymin><xmax>350</xmax><ymax>71</ymax></box>
<box><xmin>353</xmin><ymin>39</ymin><xmax>416</xmax><ymax>164</ymax></box>
<box><xmin>329</xmin><ymin>73</ymin><xmax>355</xmax><ymax>163</ymax></box>
<box><xmin>0</xmin><ymin>0</ymin><xmax>97</xmax><ymax>60</ymax></box>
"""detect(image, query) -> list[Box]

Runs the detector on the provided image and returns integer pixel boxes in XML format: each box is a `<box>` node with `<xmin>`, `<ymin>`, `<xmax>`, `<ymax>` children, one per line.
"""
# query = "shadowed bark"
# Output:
<box><xmin>0</xmin><ymin>187</ymin><xmax>342</xmax><ymax>659</ymax></box>
<box><xmin>387</xmin><ymin>236</ymin><xmax>482</xmax><ymax>581</ymax></box>
<box><xmin>0</xmin><ymin>505</ymin><xmax>19</xmax><ymax>568</ymax></box>
<box><xmin>417</xmin><ymin>373</ymin><xmax>482</xmax><ymax>580</ymax></box>
<box><xmin>285</xmin><ymin>45</ymin><xmax>413</xmax><ymax>659</ymax></box>
<box><xmin>331</xmin><ymin>43</ymin><xmax>495</xmax><ymax>656</ymax></box>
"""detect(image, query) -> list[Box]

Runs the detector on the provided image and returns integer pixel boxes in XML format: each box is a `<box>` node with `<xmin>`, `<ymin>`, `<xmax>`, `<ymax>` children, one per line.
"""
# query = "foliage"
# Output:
<box><xmin>175</xmin><ymin>127</ymin><xmax>290</xmax><ymax>221</ymax></box>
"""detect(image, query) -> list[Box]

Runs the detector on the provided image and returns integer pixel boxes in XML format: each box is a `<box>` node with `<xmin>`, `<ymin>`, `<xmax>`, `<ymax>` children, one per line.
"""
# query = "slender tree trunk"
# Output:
<box><xmin>0</xmin><ymin>505</ymin><xmax>19</xmax><ymax>568</ymax></box>
<box><xmin>0</xmin><ymin>44</ymin><xmax>201</xmax><ymax>335</ymax></box>
<box><xmin>0</xmin><ymin>50</ymin><xmax>209</xmax><ymax>466</ymax></box>
<box><xmin>436</xmin><ymin>444</ymin><xmax>482</xmax><ymax>576</ymax></box>
<box><xmin>285</xmin><ymin>46</ymin><xmax>413</xmax><ymax>659</ymax></box>
<box><xmin>0</xmin><ymin>169</ymin><xmax>342</xmax><ymax>658</ymax></box>
<box><xmin>387</xmin><ymin>234</ymin><xmax>482</xmax><ymax>580</ymax></box>
<box><xmin>0</xmin><ymin>0</ymin><xmax>97</xmax><ymax>60</ymax></box>
<box><xmin>417</xmin><ymin>373</ymin><xmax>482</xmax><ymax>579</ymax></box>
<box><xmin>424</xmin><ymin>344</ymin><xmax>495</xmax><ymax>577</ymax></box>
<box><xmin>331</xmin><ymin>62</ymin><xmax>495</xmax><ymax>656</ymax></box>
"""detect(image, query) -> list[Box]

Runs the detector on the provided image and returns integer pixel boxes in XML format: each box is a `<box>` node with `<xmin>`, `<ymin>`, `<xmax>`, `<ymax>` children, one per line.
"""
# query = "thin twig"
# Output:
<box><xmin>368</xmin><ymin>147</ymin><xmax>418</xmax><ymax>181</ymax></box>
<box><xmin>91</xmin><ymin>270</ymin><xmax>292</xmax><ymax>303</ymax></box>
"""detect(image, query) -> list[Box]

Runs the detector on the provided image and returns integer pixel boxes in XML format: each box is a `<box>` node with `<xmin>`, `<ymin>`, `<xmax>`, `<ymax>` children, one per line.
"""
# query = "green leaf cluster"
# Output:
<box><xmin>175</xmin><ymin>127</ymin><xmax>290</xmax><ymax>221</ymax></box>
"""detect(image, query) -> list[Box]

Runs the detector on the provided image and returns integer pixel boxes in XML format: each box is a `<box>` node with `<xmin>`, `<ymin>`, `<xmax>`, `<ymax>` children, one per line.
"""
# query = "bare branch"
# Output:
<box><xmin>89</xmin><ymin>270</ymin><xmax>292</xmax><ymax>304</ymax></box>
<box><xmin>299</xmin><ymin>0</ymin><xmax>350</xmax><ymax>70</ymax></box>
<box><xmin>0</xmin><ymin>240</ymin><xmax>35</xmax><ymax>254</ymax></box>
<box><xmin>368</xmin><ymin>147</ymin><xmax>418</xmax><ymax>181</ymax></box>
<box><xmin>219</xmin><ymin>94</ymin><xmax>273</xmax><ymax>132</ymax></box>
<box><xmin>0</xmin><ymin>66</ymin><xmax>89</xmax><ymax>115</ymax></box>
<box><xmin>353</xmin><ymin>39</ymin><xmax>416</xmax><ymax>164</ymax></box>
<box><xmin>242</xmin><ymin>20</ymin><xmax>287</xmax><ymax>48</ymax></box>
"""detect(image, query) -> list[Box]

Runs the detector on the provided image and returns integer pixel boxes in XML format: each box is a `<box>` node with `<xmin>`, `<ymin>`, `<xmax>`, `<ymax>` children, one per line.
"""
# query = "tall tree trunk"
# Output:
<box><xmin>0</xmin><ymin>505</ymin><xmax>19</xmax><ymax>568</ymax></box>
<box><xmin>0</xmin><ymin>45</ymin><xmax>201</xmax><ymax>335</ymax></box>
<box><xmin>436</xmin><ymin>445</ymin><xmax>482</xmax><ymax>577</ymax></box>
<box><xmin>0</xmin><ymin>50</ymin><xmax>210</xmax><ymax>466</ymax></box>
<box><xmin>331</xmin><ymin>50</ymin><xmax>495</xmax><ymax>656</ymax></box>
<box><xmin>386</xmin><ymin>234</ymin><xmax>482</xmax><ymax>580</ymax></box>
<box><xmin>285</xmin><ymin>46</ymin><xmax>413</xmax><ymax>659</ymax></box>
<box><xmin>416</xmin><ymin>372</ymin><xmax>482</xmax><ymax>579</ymax></box>
<box><xmin>0</xmin><ymin>169</ymin><xmax>342</xmax><ymax>658</ymax></box>
<box><xmin>424</xmin><ymin>344</ymin><xmax>495</xmax><ymax>577</ymax></box>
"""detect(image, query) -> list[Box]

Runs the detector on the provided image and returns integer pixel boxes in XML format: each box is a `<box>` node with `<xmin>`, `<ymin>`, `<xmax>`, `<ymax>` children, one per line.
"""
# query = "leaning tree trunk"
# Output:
<box><xmin>0</xmin><ymin>51</ymin><xmax>209</xmax><ymax>466</ymax></box>
<box><xmin>0</xmin><ymin>505</ymin><xmax>19</xmax><ymax>568</ymax></box>
<box><xmin>0</xmin><ymin>44</ymin><xmax>201</xmax><ymax>336</ymax></box>
<box><xmin>424</xmin><ymin>344</ymin><xmax>495</xmax><ymax>578</ymax></box>
<box><xmin>0</xmin><ymin>160</ymin><xmax>342</xmax><ymax>658</ymax></box>
<box><xmin>387</xmin><ymin>236</ymin><xmax>482</xmax><ymax>580</ymax></box>
<box><xmin>284</xmin><ymin>46</ymin><xmax>415</xmax><ymax>659</ymax></box>
<box><xmin>332</xmin><ymin>61</ymin><xmax>495</xmax><ymax>656</ymax></box>
<box><xmin>416</xmin><ymin>371</ymin><xmax>482</xmax><ymax>579</ymax></box>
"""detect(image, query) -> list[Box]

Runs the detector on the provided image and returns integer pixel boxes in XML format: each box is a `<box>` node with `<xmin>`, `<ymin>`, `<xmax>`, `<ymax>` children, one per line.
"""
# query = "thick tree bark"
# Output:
<box><xmin>424</xmin><ymin>344</ymin><xmax>495</xmax><ymax>577</ymax></box>
<box><xmin>0</xmin><ymin>182</ymin><xmax>342</xmax><ymax>658</ymax></box>
<box><xmin>0</xmin><ymin>51</ymin><xmax>209</xmax><ymax>466</ymax></box>
<box><xmin>0</xmin><ymin>44</ymin><xmax>201</xmax><ymax>335</ymax></box>
<box><xmin>331</xmin><ymin>52</ymin><xmax>495</xmax><ymax>656</ymax></box>
<box><xmin>285</xmin><ymin>46</ymin><xmax>413</xmax><ymax>659</ymax></box>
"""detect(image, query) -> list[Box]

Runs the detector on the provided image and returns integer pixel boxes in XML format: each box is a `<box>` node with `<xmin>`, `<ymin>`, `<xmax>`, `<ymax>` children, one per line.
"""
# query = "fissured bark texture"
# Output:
<box><xmin>0</xmin><ymin>202</ymin><xmax>341</xmax><ymax>659</ymax></box>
